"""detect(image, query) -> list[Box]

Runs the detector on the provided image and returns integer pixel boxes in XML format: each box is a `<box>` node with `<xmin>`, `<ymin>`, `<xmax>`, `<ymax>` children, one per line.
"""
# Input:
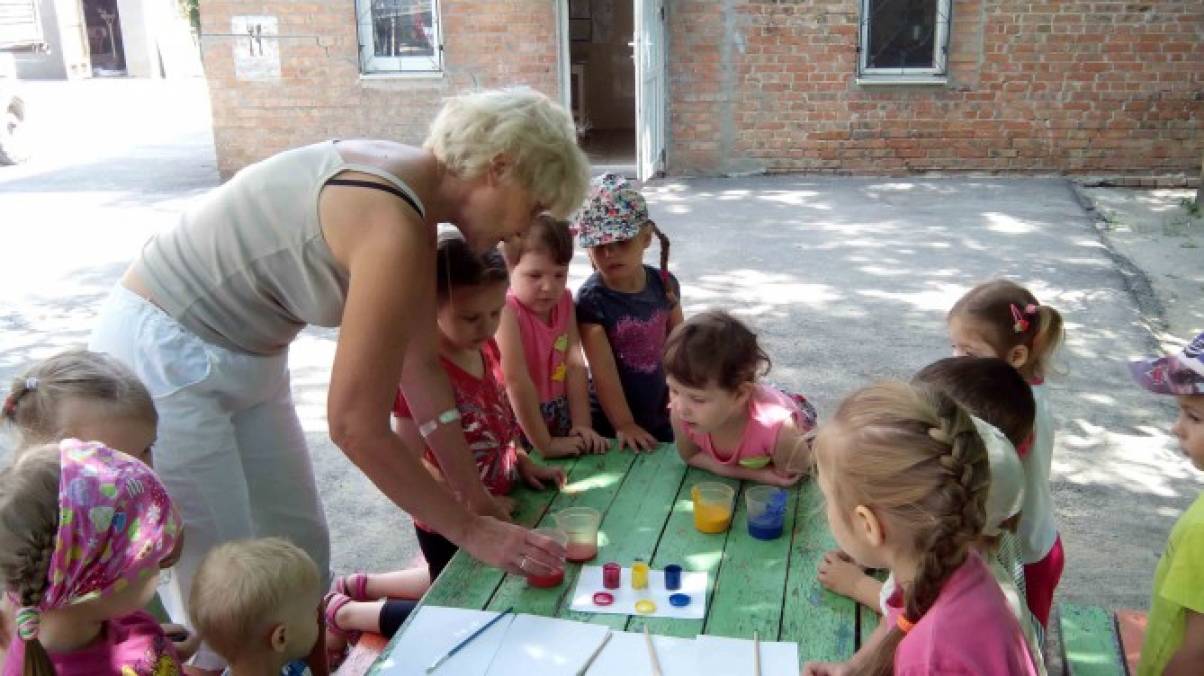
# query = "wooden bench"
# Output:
<box><xmin>1059</xmin><ymin>603</ymin><xmax>1147</xmax><ymax>676</ymax></box>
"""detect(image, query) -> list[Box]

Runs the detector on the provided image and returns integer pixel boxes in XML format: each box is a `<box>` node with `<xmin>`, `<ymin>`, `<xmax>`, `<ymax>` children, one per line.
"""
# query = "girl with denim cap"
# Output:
<box><xmin>573</xmin><ymin>173</ymin><xmax>682</xmax><ymax>451</ymax></box>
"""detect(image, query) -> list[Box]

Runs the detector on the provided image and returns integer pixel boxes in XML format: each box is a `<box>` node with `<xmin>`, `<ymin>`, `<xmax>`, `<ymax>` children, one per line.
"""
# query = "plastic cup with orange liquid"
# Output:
<box><xmin>691</xmin><ymin>482</ymin><xmax>735</xmax><ymax>533</ymax></box>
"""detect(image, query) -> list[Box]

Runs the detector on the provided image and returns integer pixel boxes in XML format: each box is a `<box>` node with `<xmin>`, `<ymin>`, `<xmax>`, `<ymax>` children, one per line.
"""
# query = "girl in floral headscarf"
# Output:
<box><xmin>0</xmin><ymin>439</ymin><xmax>188</xmax><ymax>676</ymax></box>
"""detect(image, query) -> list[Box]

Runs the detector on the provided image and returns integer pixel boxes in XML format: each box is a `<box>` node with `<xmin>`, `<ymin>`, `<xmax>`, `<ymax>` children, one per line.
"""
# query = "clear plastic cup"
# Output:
<box><xmin>554</xmin><ymin>506</ymin><xmax>602</xmax><ymax>562</ymax></box>
<box><xmin>526</xmin><ymin>527</ymin><xmax>568</xmax><ymax>588</ymax></box>
<box><xmin>691</xmin><ymin>482</ymin><xmax>735</xmax><ymax>533</ymax></box>
<box><xmin>745</xmin><ymin>485</ymin><xmax>787</xmax><ymax>540</ymax></box>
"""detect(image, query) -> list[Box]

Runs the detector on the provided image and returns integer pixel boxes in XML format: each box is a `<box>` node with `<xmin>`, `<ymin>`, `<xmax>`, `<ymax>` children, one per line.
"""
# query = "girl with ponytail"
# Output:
<box><xmin>803</xmin><ymin>382</ymin><xmax>1036</xmax><ymax>675</ymax></box>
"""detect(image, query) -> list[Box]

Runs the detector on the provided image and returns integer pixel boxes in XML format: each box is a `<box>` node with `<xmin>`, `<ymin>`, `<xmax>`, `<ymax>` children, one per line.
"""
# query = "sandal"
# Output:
<box><xmin>333</xmin><ymin>572</ymin><xmax>371</xmax><ymax>601</ymax></box>
<box><xmin>323</xmin><ymin>592</ymin><xmax>361</xmax><ymax>669</ymax></box>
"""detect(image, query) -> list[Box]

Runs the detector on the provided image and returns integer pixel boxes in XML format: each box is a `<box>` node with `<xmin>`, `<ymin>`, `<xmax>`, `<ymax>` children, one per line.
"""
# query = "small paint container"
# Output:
<box><xmin>602</xmin><ymin>562</ymin><xmax>621</xmax><ymax>589</ymax></box>
<box><xmin>634</xmin><ymin>599</ymin><xmax>657</xmax><ymax>614</ymax></box>
<box><xmin>663</xmin><ymin>564</ymin><xmax>682</xmax><ymax>591</ymax></box>
<box><xmin>592</xmin><ymin>592</ymin><xmax>615</xmax><ymax>606</ymax></box>
<box><xmin>631</xmin><ymin>560</ymin><xmax>650</xmax><ymax>590</ymax></box>
<box><xmin>669</xmin><ymin>593</ymin><xmax>691</xmax><ymax>607</ymax></box>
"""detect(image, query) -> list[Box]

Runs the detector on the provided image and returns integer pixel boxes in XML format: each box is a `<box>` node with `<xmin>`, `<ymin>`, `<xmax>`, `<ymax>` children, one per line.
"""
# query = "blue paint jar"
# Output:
<box><xmin>664</xmin><ymin>564</ymin><xmax>682</xmax><ymax>590</ymax></box>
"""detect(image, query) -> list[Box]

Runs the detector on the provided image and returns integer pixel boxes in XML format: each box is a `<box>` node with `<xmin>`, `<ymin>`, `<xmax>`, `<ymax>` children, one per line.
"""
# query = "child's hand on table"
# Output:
<box><xmin>518</xmin><ymin>455</ymin><xmax>567</xmax><ymax>490</ymax></box>
<box><xmin>571</xmin><ymin>426</ymin><xmax>609</xmax><ymax>454</ymax></box>
<box><xmin>544</xmin><ymin>436</ymin><xmax>584</xmax><ymax>458</ymax></box>
<box><xmin>615</xmin><ymin>422</ymin><xmax>657</xmax><ymax>453</ymax></box>
<box><xmin>802</xmin><ymin>661</ymin><xmax>851</xmax><ymax>676</ymax></box>
<box><xmin>761</xmin><ymin>466</ymin><xmax>804</xmax><ymax>488</ymax></box>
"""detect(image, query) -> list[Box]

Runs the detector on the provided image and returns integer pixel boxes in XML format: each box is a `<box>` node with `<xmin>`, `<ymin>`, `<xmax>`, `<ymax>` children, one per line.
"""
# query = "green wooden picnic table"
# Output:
<box><xmin>367</xmin><ymin>443</ymin><xmax>866</xmax><ymax>673</ymax></box>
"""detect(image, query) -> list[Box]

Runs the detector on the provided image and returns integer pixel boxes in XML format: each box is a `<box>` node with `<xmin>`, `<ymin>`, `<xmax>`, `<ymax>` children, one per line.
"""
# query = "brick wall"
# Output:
<box><xmin>200</xmin><ymin>0</ymin><xmax>559</xmax><ymax>177</ymax></box>
<box><xmin>668</xmin><ymin>0</ymin><xmax>1203</xmax><ymax>176</ymax></box>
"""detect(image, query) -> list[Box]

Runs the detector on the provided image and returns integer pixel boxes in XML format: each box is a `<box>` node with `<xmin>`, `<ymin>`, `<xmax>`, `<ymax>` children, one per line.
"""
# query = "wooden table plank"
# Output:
<box><xmin>557</xmin><ymin>444</ymin><xmax>687</xmax><ymax>629</ymax></box>
<box><xmin>781</xmin><ymin>480</ymin><xmax>856</xmax><ymax>662</ymax></box>
<box><xmin>632</xmin><ymin>468</ymin><xmax>741</xmax><ymax>638</ymax></box>
<box><xmin>484</xmin><ymin>448</ymin><xmax>637</xmax><ymax>616</ymax></box>
<box><xmin>704</xmin><ymin>482</ymin><xmax>798</xmax><ymax>641</ymax></box>
<box><xmin>418</xmin><ymin>454</ymin><xmax>580</xmax><ymax>610</ymax></box>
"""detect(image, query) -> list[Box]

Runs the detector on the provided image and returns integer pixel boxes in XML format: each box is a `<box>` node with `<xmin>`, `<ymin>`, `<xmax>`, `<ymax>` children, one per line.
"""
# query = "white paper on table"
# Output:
<box><xmin>693</xmin><ymin>635</ymin><xmax>799</xmax><ymax>676</ymax></box>
<box><xmin>569</xmin><ymin>565</ymin><xmax>707</xmax><ymax>619</ymax></box>
<box><xmin>582</xmin><ymin>630</ymin><xmax>696</xmax><ymax>676</ymax></box>
<box><xmin>374</xmin><ymin>606</ymin><xmax>514</xmax><ymax>676</ymax></box>
<box><xmin>484</xmin><ymin>614</ymin><xmax>612</xmax><ymax>676</ymax></box>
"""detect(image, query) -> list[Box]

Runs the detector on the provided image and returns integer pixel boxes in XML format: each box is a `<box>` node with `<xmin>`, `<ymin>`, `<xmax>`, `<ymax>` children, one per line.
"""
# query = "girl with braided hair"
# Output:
<box><xmin>948</xmin><ymin>279</ymin><xmax>1066</xmax><ymax>628</ymax></box>
<box><xmin>0</xmin><ymin>440</ymin><xmax>190</xmax><ymax>675</ymax></box>
<box><xmin>803</xmin><ymin>382</ymin><xmax>1036</xmax><ymax>676</ymax></box>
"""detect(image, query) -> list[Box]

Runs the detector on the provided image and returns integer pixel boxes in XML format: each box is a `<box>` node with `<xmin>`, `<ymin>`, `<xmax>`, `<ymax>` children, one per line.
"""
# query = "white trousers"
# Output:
<box><xmin>89</xmin><ymin>286</ymin><xmax>330</xmax><ymax>670</ymax></box>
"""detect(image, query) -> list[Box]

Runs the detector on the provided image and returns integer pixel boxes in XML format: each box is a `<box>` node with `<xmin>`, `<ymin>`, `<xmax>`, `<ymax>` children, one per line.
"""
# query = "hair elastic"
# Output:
<box><xmin>24</xmin><ymin>377</ymin><xmax>38</xmax><ymax>391</ymax></box>
<box><xmin>418</xmin><ymin>408</ymin><xmax>462</xmax><ymax>438</ymax></box>
<box><xmin>895</xmin><ymin>614</ymin><xmax>915</xmax><ymax>634</ymax></box>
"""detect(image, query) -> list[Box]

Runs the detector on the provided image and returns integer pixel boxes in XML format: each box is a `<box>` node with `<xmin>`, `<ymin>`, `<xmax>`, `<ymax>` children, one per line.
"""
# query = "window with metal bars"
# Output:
<box><xmin>356</xmin><ymin>0</ymin><xmax>442</xmax><ymax>74</ymax></box>
<box><xmin>857</xmin><ymin>0</ymin><xmax>951</xmax><ymax>81</ymax></box>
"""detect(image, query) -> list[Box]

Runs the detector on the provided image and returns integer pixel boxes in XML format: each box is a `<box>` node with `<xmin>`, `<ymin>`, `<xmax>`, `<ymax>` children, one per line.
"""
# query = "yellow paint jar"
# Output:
<box><xmin>631</xmin><ymin>561</ymin><xmax>650</xmax><ymax>589</ymax></box>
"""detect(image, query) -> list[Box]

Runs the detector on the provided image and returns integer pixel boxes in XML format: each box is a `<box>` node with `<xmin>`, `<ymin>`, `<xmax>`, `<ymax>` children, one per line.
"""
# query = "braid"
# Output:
<box><xmin>648</xmin><ymin>222</ymin><xmax>676</xmax><ymax>304</ymax></box>
<box><xmin>905</xmin><ymin>394</ymin><xmax>990</xmax><ymax>623</ymax></box>
<box><xmin>2</xmin><ymin>379</ymin><xmax>30</xmax><ymax>422</ymax></box>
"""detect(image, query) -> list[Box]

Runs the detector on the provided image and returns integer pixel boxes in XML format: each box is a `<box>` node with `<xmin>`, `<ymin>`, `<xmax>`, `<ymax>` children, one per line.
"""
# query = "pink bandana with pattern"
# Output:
<box><xmin>14</xmin><ymin>439</ymin><xmax>180</xmax><ymax>640</ymax></box>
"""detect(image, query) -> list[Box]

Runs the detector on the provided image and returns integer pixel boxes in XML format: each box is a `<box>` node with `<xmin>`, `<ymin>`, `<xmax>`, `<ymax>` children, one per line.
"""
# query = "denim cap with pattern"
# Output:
<box><xmin>1129</xmin><ymin>331</ymin><xmax>1204</xmax><ymax>396</ymax></box>
<box><xmin>572</xmin><ymin>172</ymin><xmax>651</xmax><ymax>248</ymax></box>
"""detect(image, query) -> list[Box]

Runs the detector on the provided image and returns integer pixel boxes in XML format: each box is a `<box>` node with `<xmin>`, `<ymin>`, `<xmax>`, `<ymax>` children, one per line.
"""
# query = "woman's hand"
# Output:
<box><xmin>462</xmin><ymin>516</ymin><xmax>566</xmax><ymax>577</ymax></box>
<box><xmin>518</xmin><ymin>456</ymin><xmax>567</xmax><ymax>490</ymax></box>
<box><xmin>571</xmin><ymin>426</ymin><xmax>609</xmax><ymax>454</ymax></box>
<box><xmin>163</xmin><ymin>624</ymin><xmax>201</xmax><ymax>661</ymax></box>
<box><xmin>490</xmin><ymin>494</ymin><xmax>517</xmax><ymax>518</ymax></box>
<box><xmin>615</xmin><ymin>422</ymin><xmax>657</xmax><ymax>453</ymax></box>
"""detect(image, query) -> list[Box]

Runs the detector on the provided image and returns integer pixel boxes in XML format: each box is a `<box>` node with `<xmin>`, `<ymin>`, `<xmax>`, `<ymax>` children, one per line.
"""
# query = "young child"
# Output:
<box><xmin>0</xmin><ymin>439</ymin><xmax>191</xmax><ymax>676</ymax></box>
<box><xmin>189</xmin><ymin>538</ymin><xmax>323</xmax><ymax>676</ymax></box>
<box><xmin>947</xmin><ymin>278</ymin><xmax>1065</xmax><ymax>629</ymax></box>
<box><xmin>818</xmin><ymin>357</ymin><xmax>1034</xmax><ymax>609</ymax></box>
<box><xmin>392</xmin><ymin>233</ymin><xmax>566</xmax><ymax>582</ymax></box>
<box><xmin>1130</xmin><ymin>333</ymin><xmax>1204</xmax><ymax>676</ymax></box>
<box><xmin>573</xmin><ymin>173</ymin><xmax>682</xmax><ymax>452</ymax></box>
<box><xmin>2</xmin><ymin>349</ymin><xmax>158</xmax><ymax>466</ymax></box>
<box><xmin>0</xmin><ymin>350</ymin><xmax>167</xmax><ymax>662</ymax></box>
<box><xmin>803</xmin><ymin>382</ymin><xmax>1036</xmax><ymax>675</ymax></box>
<box><xmin>320</xmin><ymin>570</ymin><xmax>428</xmax><ymax>668</ymax></box>
<box><xmin>663</xmin><ymin>310</ymin><xmax>816</xmax><ymax>487</ymax></box>
<box><xmin>498</xmin><ymin>214</ymin><xmax>608</xmax><ymax>458</ymax></box>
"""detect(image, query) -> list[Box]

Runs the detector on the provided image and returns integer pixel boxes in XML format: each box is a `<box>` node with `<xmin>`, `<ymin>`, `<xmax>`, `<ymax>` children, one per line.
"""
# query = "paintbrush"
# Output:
<box><xmin>753</xmin><ymin>630</ymin><xmax>761</xmax><ymax>676</ymax></box>
<box><xmin>575</xmin><ymin>629</ymin><xmax>612</xmax><ymax>676</ymax></box>
<box><xmin>644</xmin><ymin>625</ymin><xmax>663</xmax><ymax>676</ymax></box>
<box><xmin>426</xmin><ymin>606</ymin><xmax>514</xmax><ymax>673</ymax></box>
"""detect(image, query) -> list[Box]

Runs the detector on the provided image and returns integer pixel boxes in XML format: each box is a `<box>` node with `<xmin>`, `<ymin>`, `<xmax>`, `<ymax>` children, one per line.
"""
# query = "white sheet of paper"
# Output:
<box><xmin>374</xmin><ymin>606</ymin><xmax>513</xmax><ymax>676</ymax></box>
<box><xmin>583</xmin><ymin>630</ymin><xmax>696</xmax><ymax>676</ymax></box>
<box><xmin>693</xmin><ymin>635</ymin><xmax>799</xmax><ymax>676</ymax></box>
<box><xmin>484</xmin><ymin>614</ymin><xmax>613</xmax><ymax>676</ymax></box>
<box><xmin>568</xmin><ymin>565</ymin><xmax>707</xmax><ymax>619</ymax></box>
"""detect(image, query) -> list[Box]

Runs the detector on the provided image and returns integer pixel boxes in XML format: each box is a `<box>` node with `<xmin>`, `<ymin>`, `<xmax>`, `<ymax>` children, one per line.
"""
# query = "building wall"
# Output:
<box><xmin>668</xmin><ymin>0</ymin><xmax>1202</xmax><ymax>176</ymax></box>
<box><xmin>200</xmin><ymin>0</ymin><xmax>560</xmax><ymax>178</ymax></box>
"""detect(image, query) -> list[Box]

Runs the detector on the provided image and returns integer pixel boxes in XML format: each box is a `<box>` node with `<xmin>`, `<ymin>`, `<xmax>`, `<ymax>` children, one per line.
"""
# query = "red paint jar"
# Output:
<box><xmin>602</xmin><ymin>562</ymin><xmax>621</xmax><ymax>589</ymax></box>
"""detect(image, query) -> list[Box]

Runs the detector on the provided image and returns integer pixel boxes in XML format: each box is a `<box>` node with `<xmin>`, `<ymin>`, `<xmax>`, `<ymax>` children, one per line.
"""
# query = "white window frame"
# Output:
<box><xmin>355</xmin><ymin>0</ymin><xmax>443</xmax><ymax>75</ymax></box>
<box><xmin>857</xmin><ymin>0</ymin><xmax>951</xmax><ymax>84</ymax></box>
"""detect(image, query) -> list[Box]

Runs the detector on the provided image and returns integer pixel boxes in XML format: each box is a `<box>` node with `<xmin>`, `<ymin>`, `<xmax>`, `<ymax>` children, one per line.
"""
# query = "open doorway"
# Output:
<box><xmin>567</xmin><ymin>0</ymin><xmax>636</xmax><ymax>175</ymax></box>
<box><xmin>83</xmin><ymin>0</ymin><xmax>126</xmax><ymax>76</ymax></box>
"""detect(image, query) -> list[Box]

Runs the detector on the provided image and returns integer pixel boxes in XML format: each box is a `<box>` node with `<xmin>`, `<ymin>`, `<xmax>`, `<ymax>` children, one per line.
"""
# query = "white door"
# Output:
<box><xmin>633</xmin><ymin>0</ymin><xmax>666</xmax><ymax>180</ymax></box>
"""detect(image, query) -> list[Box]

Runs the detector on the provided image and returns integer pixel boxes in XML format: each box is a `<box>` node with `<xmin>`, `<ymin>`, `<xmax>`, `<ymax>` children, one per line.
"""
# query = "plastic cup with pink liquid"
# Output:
<box><xmin>554</xmin><ymin>506</ymin><xmax>602</xmax><ymax>562</ymax></box>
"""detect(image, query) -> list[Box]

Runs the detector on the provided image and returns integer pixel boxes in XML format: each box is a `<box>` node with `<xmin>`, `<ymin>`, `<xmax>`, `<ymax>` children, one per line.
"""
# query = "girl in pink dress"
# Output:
<box><xmin>665</xmin><ymin>310</ymin><xmax>817</xmax><ymax>487</ymax></box>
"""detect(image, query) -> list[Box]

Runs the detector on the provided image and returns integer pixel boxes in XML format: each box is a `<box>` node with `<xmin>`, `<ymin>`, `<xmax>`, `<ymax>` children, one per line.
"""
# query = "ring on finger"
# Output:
<box><xmin>518</xmin><ymin>556</ymin><xmax>529</xmax><ymax>572</ymax></box>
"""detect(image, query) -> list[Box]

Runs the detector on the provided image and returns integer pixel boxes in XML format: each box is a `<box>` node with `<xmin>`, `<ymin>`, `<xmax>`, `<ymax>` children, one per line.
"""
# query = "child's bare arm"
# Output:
<box><xmin>496</xmin><ymin>308</ymin><xmax>575</xmax><ymax>457</ymax></box>
<box><xmin>564</xmin><ymin>310</ymin><xmax>607</xmax><ymax>453</ymax></box>
<box><xmin>579</xmin><ymin>321</ymin><xmax>656</xmax><ymax>451</ymax></box>
<box><xmin>771</xmin><ymin>419</ymin><xmax>812</xmax><ymax>476</ymax></box>
<box><xmin>1165</xmin><ymin>610</ymin><xmax>1204</xmax><ymax>676</ymax></box>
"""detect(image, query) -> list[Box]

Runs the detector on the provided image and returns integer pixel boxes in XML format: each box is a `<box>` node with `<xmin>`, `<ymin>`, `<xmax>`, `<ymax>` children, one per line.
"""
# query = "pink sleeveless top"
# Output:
<box><xmin>682</xmin><ymin>384</ymin><xmax>802</xmax><ymax>468</ymax></box>
<box><xmin>506</xmin><ymin>290</ymin><xmax>572</xmax><ymax>403</ymax></box>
